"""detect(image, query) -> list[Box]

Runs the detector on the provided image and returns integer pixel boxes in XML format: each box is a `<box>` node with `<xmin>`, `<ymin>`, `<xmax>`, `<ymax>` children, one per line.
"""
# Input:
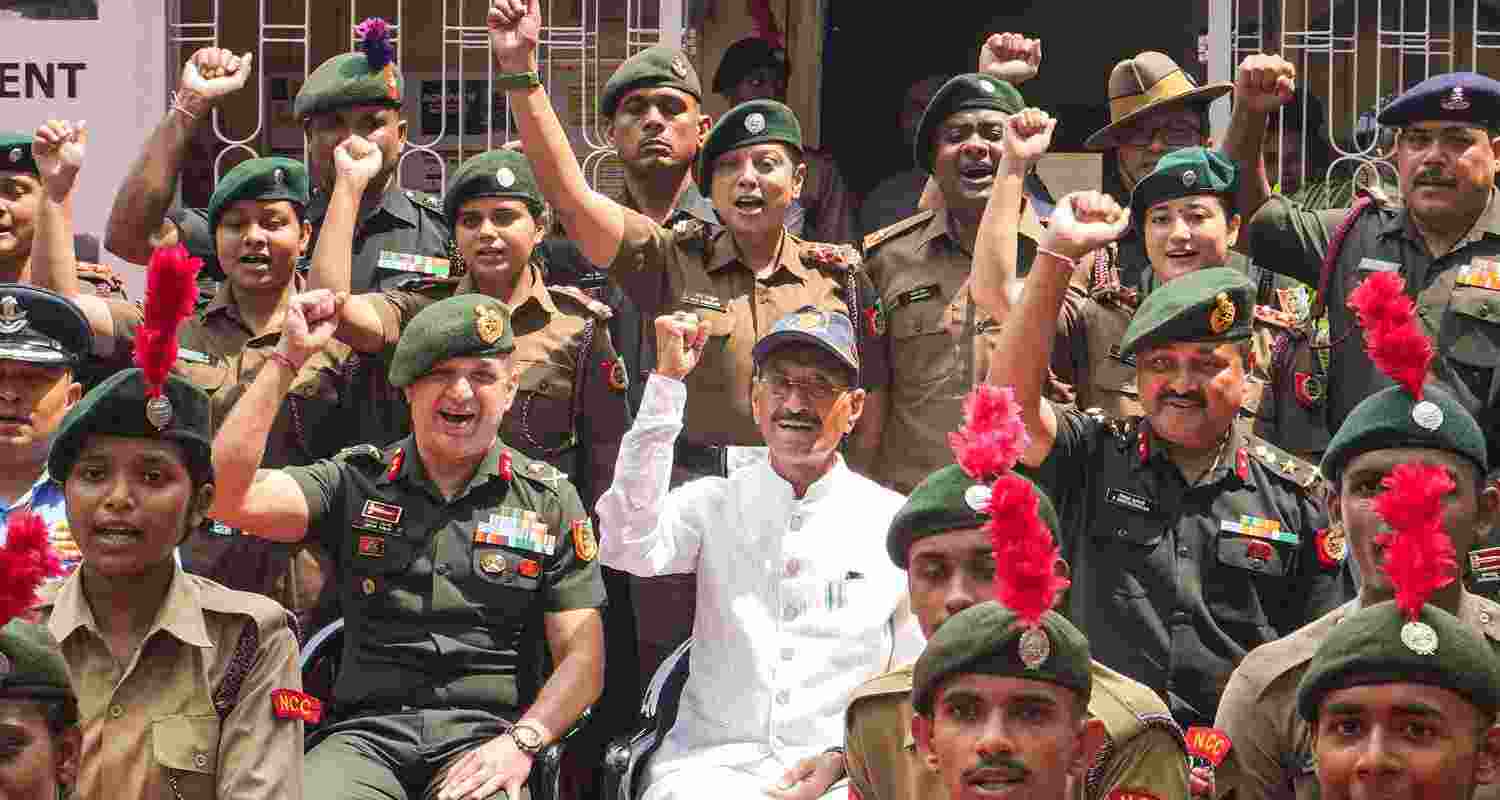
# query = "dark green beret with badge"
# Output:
<box><xmin>0</xmin><ymin>620</ymin><xmax>73</xmax><ymax>706</ymax></box>
<box><xmin>912</xmin><ymin>601</ymin><xmax>1091</xmax><ymax>715</ymax></box>
<box><xmin>1296</xmin><ymin>599</ymin><xmax>1500</xmax><ymax>721</ymax></box>
<box><xmin>1128</xmin><ymin>146</ymin><xmax>1238</xmax><ymax>229</ymax></box>
<box><xmin>1321</xmin><ymin>382</ymin><xmax>1486</xmax><ymax>482</ymax></box>
<box><xmin>0</xmin><ymin>132</ymin><xmax>36</xmax><ymax>175</ymax></box>
<box><xmin>390</xmin><ymin>294</ymin><xmax>516</xmax><ymax>387</ymax></box>
<box><xmin>48</xmin><ymin>369</ymin><xmax>215</xmax><ymax>485</ymax></box>
<box><xmin>697</xmin><ymin>99</ymin><xmax>802</xmax><ymax>194</ymax></box>
<box><xmin>444</xmin><ymin>150</ymin><xmax>545</xmax><ymax>227</ymax></box>
<box><xmin>294</xmin><ymin>17</ymin><xmax>404</xmax><ymax>118</ymax></box>
<box><xmin>600</xmin><ymin>46</ymin><xmax>702</xmax><ymax>118</ymax></box>
<box><xmin>913</xmin><ymin>73</ymin><xmax>1025</xmax><ymax>173</ymax></box>
<box><xmin>206</xmin><ymin>157</ymin><xmax>310</xmax><ymax>233</ymax></box>
<box><xmin>1120</xmin><ymin>266</ymin><xmax>1253</xmax><ymax>357</ymax></box>
<box><xmin>886</xmin><ymin>464</ymin><xmax>1060</xmax><ymax>568</ymax></box>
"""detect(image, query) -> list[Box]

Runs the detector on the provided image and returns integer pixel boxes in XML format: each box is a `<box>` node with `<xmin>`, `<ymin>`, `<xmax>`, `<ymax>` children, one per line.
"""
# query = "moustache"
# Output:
<box><xmin>772</xmin><ymin>411</ymin><xmax>822</xmax><ymax>427</ymax></box>
<box><xmin>1414</xmin><ymin>167</ymin><xmax>1456</xmax><ymax>186</ymax></box>
<box><xmin>961</xmin><ymin>755</ymin><xmax>1030</xmax><ymax>784</ymax></box>
<box><xmin>1157</xmin><ymin>390</ymin><xmax>1206</xmax><ymax>407</ymax></box>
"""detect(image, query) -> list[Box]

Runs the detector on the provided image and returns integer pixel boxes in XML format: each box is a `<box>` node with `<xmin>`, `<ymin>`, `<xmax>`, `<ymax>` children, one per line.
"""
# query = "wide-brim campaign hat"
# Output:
<box><xmin>1085</xmin><ymin>51</ymin><xmax>1232</xmax><ymax>151</ymax></box>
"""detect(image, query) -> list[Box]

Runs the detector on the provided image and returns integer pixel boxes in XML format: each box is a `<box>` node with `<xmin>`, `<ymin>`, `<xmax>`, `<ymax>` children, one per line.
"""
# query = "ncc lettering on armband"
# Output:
<box><xmin>270</xmin><ymin>689</ymin><xmax>323</xmax><ymax>723</ymax></box>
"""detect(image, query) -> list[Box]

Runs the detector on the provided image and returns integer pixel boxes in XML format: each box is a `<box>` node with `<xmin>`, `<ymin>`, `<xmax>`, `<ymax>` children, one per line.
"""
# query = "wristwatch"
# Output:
<box><xmin>496</xmin><ymin>70</ymin><xmax>542</xmax><ymax>90</ymax></box>
<box><xmin>508</xmin><ymin>721</ymin><xmax>546</xmax><ymax>755</ymax></box>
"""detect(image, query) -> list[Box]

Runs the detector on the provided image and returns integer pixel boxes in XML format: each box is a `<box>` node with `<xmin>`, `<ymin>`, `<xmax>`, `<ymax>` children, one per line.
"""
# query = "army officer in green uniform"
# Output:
<box><xmin>207</xmin><ymin>290</ymin><xmax>605</xmax><ymax>800</ymax></box>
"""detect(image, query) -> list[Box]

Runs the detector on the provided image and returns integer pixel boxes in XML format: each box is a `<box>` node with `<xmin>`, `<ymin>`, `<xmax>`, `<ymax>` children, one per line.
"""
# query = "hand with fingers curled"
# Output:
<box><xmin>176</xmin><ymin>47</ymin><xmax>254</xmax><ymax>118</ymax></box>
<box><xmin>32</xmin><ymin>119</ymin><xmax>87</xmax><ymax>202</ymax></box>
<box><xmin>1234</xmin><ymin>53</ymin><xmax>1297</xmax><ymax>115</ymax></box>
<box><xmin>979</xmin><ymin>32</ymin><xmax>1042</xmax><ymax>85</ymax></box>
<box><xmin>334</xmin><ymin>135</ymin><xmax>385</xmax><ymax>190</ymax></box>
<box><xmin>1040</xmin><ymin>191</ymin><xmax>1129</xmax><ymax>261</ymax></box>
<box><xmin>488</xmin><ymin>0</ymin><xmax>542</xmax><ymax>72</ymax></box>
<box><xmin>654</xmin><ymin>312</ymin><xmax>708</xmax><ymax>382</ymax></box>
<box><xmin>999</xmin><ymin>108</ymin><xmax>1056</xmax><ymax>171</ymax></box>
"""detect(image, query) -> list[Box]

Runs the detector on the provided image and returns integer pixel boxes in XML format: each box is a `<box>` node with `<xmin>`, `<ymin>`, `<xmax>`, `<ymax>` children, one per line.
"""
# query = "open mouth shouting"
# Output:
<box><xmin>732</xmin><ymin>193</ymin><xmax>767</xmax><ymax>215</ymax></box>
<box><xmin>958</xmin><ymin>161</ymin><xmax>996</xmax><ymax>192</ymax></box>
<box><xmin>961</xmin><ymin>765</ymin><xmax>1029</xmax><ymax>797</ymax></box>
<box><xmin>237</xmin><ymin>252</ymin><xmax>273</xmax><ymax>273</ymax></box>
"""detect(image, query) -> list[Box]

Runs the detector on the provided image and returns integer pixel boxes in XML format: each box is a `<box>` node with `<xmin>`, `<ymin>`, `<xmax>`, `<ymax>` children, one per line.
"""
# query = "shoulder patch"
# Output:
<box><xmin>548</xmin><ymin>285</ymin><xmax>614</xmax><ymax>319</ymax></box>
<box><xmin>1253</xmin><ymin>304</ymin><xmax>1299</xmax><ymax>330</ymax></box>
<box><xmin>194</xmin><ymin>576</ymin><xmax>297</xmax><ymax>631</ymax></box>
<box><xmin>862</xmin><ymin>209</ymin><xmax>937</xmax><ymax>253</ymax></box>
<box><xmin>333</xmin><ymin>443</ymin><xmax>387</xmax><ymax>473</ymax></box>
<box><xmin>1246</xmin><ymin>435</ymin><xmax>1320</xmax><ymax>488</ymax></box>
<box><xmin>802</xmin><ymin>242</ymin><xmax>861</xmax><ymax>272</ymax></box>
<box><xmin>405</xmin><ymin>190</ymin><xmax>444</xmax><ymax>214</ymax></box>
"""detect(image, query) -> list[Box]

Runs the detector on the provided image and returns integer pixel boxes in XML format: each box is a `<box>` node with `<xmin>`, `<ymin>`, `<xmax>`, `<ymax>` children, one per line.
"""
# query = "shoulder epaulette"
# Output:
<box><xmin>1253</xmin><ymin>304</ymin><xmax>1300</xmax><ymax>330</ymax></box>
<box><xmin>333</xmin><ymin>443</ymin><xmax>386</xmax><ymax>472</ymax></box>
<box><xmin>1083</xmin><ymin>406</ymin><xmax>1139</xmax><ymax>443</ymax></box>
<box><xmin>1246</xmin><ymin>435</ymin><xmax>1321</xmax><ymax>489</ymax></box>
<box><xmin>513</xmin><ymin>449</ymin><xmax>569</xmax><ymax>486</ymax></box>
<box><xmin>802</xmin><ymin>242</ymin><xmax>861</xmax><ymax>272</ymax></box>
<box><xmin>194</xmin><ymin>575</ymin><xmax>298</xmax><ymax>632</ymax></box>
<box><xmin>548</xmin><ymin>285</ymin><xmax>614</xmax><ymax>320</ymax></box>
<box><xmin>405</xmin><ymin>190</ymin><xmax>444</xmax><ymax>215</ymax></box>
<box><xmin>862</xmin><ymin>209</ymin><xmax>936</xmax><ymax>253</ymax></box>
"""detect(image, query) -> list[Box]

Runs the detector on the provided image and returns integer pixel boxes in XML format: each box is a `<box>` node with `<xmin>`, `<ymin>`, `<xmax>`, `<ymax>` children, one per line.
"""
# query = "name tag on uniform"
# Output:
<box><xmin>1219</xmin><ymin>514</ymin><xmax>1299</xmax><ymax>545</ymax></box>
<box><xmin>1458</xmin><ymin>257</ymin><xmax>1500</xmax><ymax>290</ymax></box>
<box><xmin>377</xmin><ymin>250</ymin><xmax>452</xmax><ymax>277</ymax></box>
<box><xmin>1105</xmin><ymin>487</ymin><xmax>1152</xmax><ymax>513</ymax></box>
<box><xmin>178</xmin><ymin>349</ymin><xmax>212</xmax><ymax>365</ymax></box>
<box><xmin>680</xmin><ymin>293</ymin><xmax>724</xmax><ymax>312</ymax></box>
<box><xmin>1471</xmin><ymin>546</ymin><xmax>1500</xmax><ymax>583</ymax></box>
<box><xmin>1355</xmin><ymin>257</ymin><xmax>1400</xmax><ymax>274</ymax></box>
<box><xmin>208</xmin><ymin>520</ymin><xmax>238</xmax><ymax>537</ymax></box>
<box><xmin>474</xmin><ymin>508</ymin><xmax>556</xmax><ymax>555</ymax></box>
<box><xmin>358</xmin><ymin>500</ymin><xmax>404</xmax><ymax>533</ymax></box>
<box><xmin>357</xmin><ymin>535</ymin><xmax>386</xmax><ymax>557</ymax></box>
<box><xmin>894</xmin><ymin>283</ymin><xmax>940</xmax><ymax>307</ymax></box>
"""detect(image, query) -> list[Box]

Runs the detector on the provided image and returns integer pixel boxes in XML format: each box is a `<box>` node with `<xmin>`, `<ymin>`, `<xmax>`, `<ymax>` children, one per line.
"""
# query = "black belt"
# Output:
<box><xmin>674</xmin><ymin>440</ymin><xmax>727</xmax><ymax>478</ymax></box>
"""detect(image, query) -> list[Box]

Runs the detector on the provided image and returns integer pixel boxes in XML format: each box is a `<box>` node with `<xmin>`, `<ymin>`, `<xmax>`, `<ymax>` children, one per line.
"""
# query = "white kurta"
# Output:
<box><xmin>597</xmin><ymin>374</ymin><xmax>911</xmax><ymax>795</ymax></box>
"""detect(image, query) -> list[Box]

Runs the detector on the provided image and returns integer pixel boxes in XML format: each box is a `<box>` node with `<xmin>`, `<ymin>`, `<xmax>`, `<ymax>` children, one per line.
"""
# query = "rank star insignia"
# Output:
<box><xmin>0</xmin><ymin>296</ymin><xmax>27</xmax><ymax>335</ymax></box>
<box><xmin>1441</xmin><ymin>87</ymin><xmax>1471</xmax><ymax>111</ymax></box>
<box><xmin>475</xmin><ymin>304</ymin><xmax>506</xmax><ymax>344</ymax></box>
<box><xmin>1181</xmin><ymin>169</ymin><xmax>1197</xmax><ymax>187</ymax></box>
<box><xmin>1209</xmin><ymin>291</ymin><xmax>1235</xmax><ymax>334</ymax></box>
<box><xmin>1017</xmin><ymin>626</ymin><xmax>1050</xmax><ymax>669</ymax></box>
<box><xmin>1401</xmin><ymin>619</ymin><xmax>1439</xmax><ymax>655</ymax></box>
<box><xmin>670</xmin><ymin>55</ymin><xmax>688</xmax><ymax>77</ymax></box>
<box><xmin>744</xmin><ymin>112</ymin><xmax>767</xmax><ymax>134</ymax></box>
<box><xmin>496</xmin><ymin>167</ymin><xmax>516</xmax><ymax>188</ymax></box>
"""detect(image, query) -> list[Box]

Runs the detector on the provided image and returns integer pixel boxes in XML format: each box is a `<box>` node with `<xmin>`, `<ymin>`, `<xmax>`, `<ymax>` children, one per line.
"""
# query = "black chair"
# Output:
<box><xmin>602</xmin><ymin>638</ymin><xmax>693</xmax><ymax>800</ymax></box>
<box><xmin>298</xmin><ymin>618</ymin><xmax>587</xmax><ymax>800</ymax></box>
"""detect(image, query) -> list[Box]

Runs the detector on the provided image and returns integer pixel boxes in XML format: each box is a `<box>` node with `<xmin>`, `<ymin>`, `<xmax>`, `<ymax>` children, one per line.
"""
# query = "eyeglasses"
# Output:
<box><xmin>755</xmin><ymin>373</ymin><xmax>849</xmax><ymax>403</ymax></box>
<box><xmin>1117</xmin><ymin>123</ymin><xmax>1204</xmax><ymax>148</ymax></box>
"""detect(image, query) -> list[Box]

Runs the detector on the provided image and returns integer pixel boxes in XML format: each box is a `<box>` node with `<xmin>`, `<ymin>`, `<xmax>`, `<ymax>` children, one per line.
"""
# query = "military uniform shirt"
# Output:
<box><xmin>1247</xmin><ymin>191</ymin><xmax>1500</xmax><ymax>456</ymax></box>
<box><xmin>287</xmin><ymin>436</ymin><xmax>606</xmax><ymax>711</ymax></box>
<box><xmin>608</xmin><ymin>210</ymin><xmax>889</xmax><ymax>447</ymax></box>
<box><xmin>44</xmin><ymin>564</ymin><xmax>304</xmax><ymax>800</ymax></box>
<box><xmin>1032</xmin><ymin>406</ymin><xmax>1344</xmax><ymax>726</ymax></box>
<box><xmin>376</xmin><ymin>264</ymin><xmax>633</xmax><ymax>509</ymax></box>
<box><xmin>1213</xmin><ymin>592</ymin><xmax>1500</xmax><ymax>800</ymax></box>
<box><xmin>845</xmin><ymin>661</ymin><xmax>1189</xmax><ymax>800</ymax></box>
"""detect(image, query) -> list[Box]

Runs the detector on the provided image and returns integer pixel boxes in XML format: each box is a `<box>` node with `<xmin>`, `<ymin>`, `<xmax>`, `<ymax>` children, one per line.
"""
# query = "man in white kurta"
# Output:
<box><xmin>597</xmin><ymin>307</ymin><xmax>913</xmax><ymax>800</ymax></box>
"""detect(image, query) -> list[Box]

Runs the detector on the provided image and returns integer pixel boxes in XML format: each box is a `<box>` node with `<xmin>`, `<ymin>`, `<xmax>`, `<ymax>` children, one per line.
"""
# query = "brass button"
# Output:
<box><xmin>1483</xmin><ymin>611</ymin><xmax>1493</xmax><ymax>625</ymax></box>
<box><xmin>362</xmin><ymin>578</ymin><xmax>377</xmax><ymax>595</ymax></box>
<box><xmin>193</xmin><ymin>753</ymin><xmax>209</xmax><ymax>768</ymax></box>
<box><xmin>108</xmin><ymin>704</ymin><xmax>123</xmax><ymax>719</ymax></box>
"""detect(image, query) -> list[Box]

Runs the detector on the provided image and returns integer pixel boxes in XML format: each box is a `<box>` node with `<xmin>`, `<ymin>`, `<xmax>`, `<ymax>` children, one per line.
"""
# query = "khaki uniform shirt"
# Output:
<box><xmin>1213</xmin><ymin>592</ymin><xmax>1500</xmax><ymax>800</ymax></box>
<box><xmin>377</xmin><ymin>265</ymin><xmax>633</xmax><ymax>509</ymax></box>
<box><xmin>844</xmin><ymin>661</ymin><xmax>1188</xmax><ymax>800</ymax></box>
<box><xmin>609</xmin><ymin>211</ymin><xmax>889</xmax><ymax>447</ymax></box>
<box><xmin>44</xmin><ymin>565</ymin><xmax>304</xmax><ymax>800</ymax></box>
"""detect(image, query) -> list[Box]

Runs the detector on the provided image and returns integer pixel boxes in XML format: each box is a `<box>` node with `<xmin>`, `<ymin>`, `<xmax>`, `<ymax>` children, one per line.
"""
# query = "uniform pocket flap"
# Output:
<box><xmin>152</xmin><ymin>714</ymin><xmax>219</xmax><ymax>774</ymax></box>
<box><xmin>516</xmin><ymin>361</ymin><xmax>573</xmax><ymax>400</ymax></box>
<box><xmin>1444</xmin><ymin>288</ymin><xmax>1500</xmax><ymax>367</ymax></box>
<box><xmin>350</xmin><ymin>529</ymin><xmax>420</xmax><ymax>575</ymax></box>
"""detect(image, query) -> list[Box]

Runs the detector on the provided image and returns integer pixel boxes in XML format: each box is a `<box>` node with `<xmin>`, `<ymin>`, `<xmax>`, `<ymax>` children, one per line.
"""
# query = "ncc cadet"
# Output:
<box><xmin>33</xmin><ymin>123</ymin><xmax>356</xmax><ymax>630</ymax></box>
<box><xmin>985</xmin><ymin>183</ymin><xmax>1344</xmax><ymax>725</ymax></box>
<box><xmin>43</xmin><ymin>365</ymin><xmax>304</xmax><ymax>799</ymax></box>
<box><xmin>712</xmin><ymin>36</ymin><xmax>856</xmax><ymax>245</ymax></box>
<box><xmin>843</xmin><ymin>462</ymin><xmax>1189</xmax><ymax>800</ymax></box>
<box><xmin>1224</xmin><ymin>59</ymin><xmax>1500</xmax><ymax>465</ymax></box>
<box><xmin>1214</xmin><ymin>350</ymin><xmax>1500</xmax><ymax>795</ymax></box>
<box><xmin>104</xmin><ymin>18</ymin><xmax>448</xmax><ymax>293</ymax></box>
<box><xmin>0</xmin><ymin>619</ymin><xmax>80</xmax><ymax>800</ymax></box>
<box><xmin>208</xmin><ymin>290</ymin><xmax>605</xmax><ymax>800</ymax></box>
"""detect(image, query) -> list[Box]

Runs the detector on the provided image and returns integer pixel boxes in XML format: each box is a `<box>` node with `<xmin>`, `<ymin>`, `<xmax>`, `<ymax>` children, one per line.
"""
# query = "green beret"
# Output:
<box><xmin>697</xmin><ymin>100</ymin><xmax>802</xmax><ymax>194</ymax></box>
<box><xmin>49</xmin><ymin>369</ymin><xmax>214</xmax><ymax>486</ymax></box>
<box><xmin>1120</xmin><ymin>266</ymin><xmax>1253</xmax><ymax>357</ymax></box>
<box><xmin>444</xmin><ymin>150</ymin><xmax>544</xmax><ymax>228</ymax></box>
<box><xmin>0</xmin><ymin>620</ymin><xmax>72</xmax><ymax>705</ymax></box>
<box><xmin>1128</xmin><ymin>146</ymin><xmax>1238</xmax><ymax>228</ymax></box>
<box><xmin>294</xmin><ymin>44</ymin><xmax>403</xmax><ymax>119</ymax></box>
<box><xmin>206</xmin><ymin>157</ymin><xmax>310</xmax><ymax>233</ymax></box>
<box><xmin>1320</xmin><ymin>383</ymin><xmax>1487</xmax><ymax>481</ymax></box>
<box><xmin>390</xmin><ymin>294</ymin><xmax>515</xmax><ymax>388</ymax></box>
<box><xmin>601</xmin><ymin>46</ymin><xmax>702</xmax><ymax>118</ymax></box>
<box><xmin>1297</xmin><ymin>600</ymin><xmax>1500</xmax><ymax>722</ymax></box>
<box><xmin>711</xmin><ymin>38</ymin><xmax>789</xmax><ymax>96</ymax></box>
<box><xmin>913</xmin><ymin>74</ymin><xmax>1025</xmax><ymax>173</ymax></box>
<box><xmin>912</xmin><ymin>602</ymin><xmax>1091</xmax><ymax>715</ymax></box>
<box><xmin>886</xmin><ymin>465</ymin><xmax>1059</xmax><ymax>568</ymax></box>
<box><xmin>0</xmin><ymin>132</ymin><xmax>36</xmax><ymax>175</ymax></box>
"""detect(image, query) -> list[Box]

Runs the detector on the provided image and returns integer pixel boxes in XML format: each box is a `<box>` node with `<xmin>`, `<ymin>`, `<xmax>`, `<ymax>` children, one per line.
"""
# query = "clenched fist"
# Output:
<box><xmin>488</xmin><ymin>0</ymin><xmax>541</xmax><ymax>72</ymax></box>
<box><xmin>1000</xmin><ymin>108</ymin><xmax>1055</xmax><ymax>169</ymax></box>
<box><xmin>32</xmin><ymin>119</ymin><xmax>86</xmax><ymax>202</ymax></box>
<box><xmin>334</xmin><ymin>135</ymin><xmax>384</xmax><ymax>188</ymax></box>
<box><xmin>178</xmin><ymin>48</ymin><xmax>254</xmax><ymax>115</ymax></box>
<box><xmin>1234</xmin><ymin>53</ymin><xmax>1296</xmax><ymax>115</ymax></box>
<box><xmin>1039</xmin><ymin>191</ymin><xmax>1128</xmax><ymax>261</ymax></box>
<box><xmin>654</xmin><ymin>312</ymin><xmax>707</xmax><ymax>381</ymax></box>
<box><xmin>979</xmin><ymin>32</ymin><xmax>1041</xmax><ymax>85</ymax></box>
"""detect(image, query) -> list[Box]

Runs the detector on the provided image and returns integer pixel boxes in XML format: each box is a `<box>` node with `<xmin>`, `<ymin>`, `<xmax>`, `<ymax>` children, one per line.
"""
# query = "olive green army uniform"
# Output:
<box><xmin>291</xmin><ymin>437</ymin><xmax>606</xmax><ymax>797</ymax></box>
<box><xmin>846</xmin><ymin>660</ymin><xmax>1187</xmax><ymax>800</ymax></box>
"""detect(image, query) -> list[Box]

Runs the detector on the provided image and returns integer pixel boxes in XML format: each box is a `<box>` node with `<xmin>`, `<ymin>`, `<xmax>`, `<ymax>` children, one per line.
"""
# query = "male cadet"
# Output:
<box><xmin>712</xmin><ymin>36</ymin><xmax>856</xmax><ymax>244</ymax></box>
<box><xmin>0</xmin><ymin>285</ymin><xmax>91</xmax><ymax>580</ymax></box>
<box><xmin>1213</xmin><ymin>348</ymin><xmax>1500</xmax><ymax>794</ymax></box>
<box><xmin>0</xmin><ymin>620</ymin><xmax>80</xmax><ymax>800</ymax></box>
<box><xmin>104</xmin><ymin>19</ymin><xmax>448</xmax><ymax>293</ymax></box>
<box><xmin>207</xmin><ymin>291</ymin><xmax>605</xmax><ymax>800</ymax></box>
<box><xmin>986</xmin><ymin>185</ymin><xmax>1343</xmax><ymax>724</ymax></box>
<box><xmin>843</xmin><ymin>463</ymin><xmax>1189</xmax><ymax>800</ymax></box>
<box><xmin>1224</xmin><ymin>60</ymin><xmax>1500</xmax><ymax>463</ymax></box>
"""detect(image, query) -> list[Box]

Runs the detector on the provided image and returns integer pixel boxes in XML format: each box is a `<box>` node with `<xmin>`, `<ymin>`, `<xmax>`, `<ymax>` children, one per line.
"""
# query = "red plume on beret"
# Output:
<box><xmin>1373</xmin><ymin>461</ymin><xmax>1457</xmax><ymax>620</ymax></box>
<box><xmin>949</xmin><ymin>385</ymin><xmax>1068</xmax><ymax>627</ymax></box>
<box><xmin>0</xmin><ymin>512</ymin><xmax>63</xmax><ymax>626</ymax></box>
<box><xmin>133</xmin><ymin>244</ymin><xmax>202</xmax><ymax>400</ymax></box>
<box><xmin>1347</xmin><ymin>271</ymin><xmax>1433</xmax><ymax>400</ymax></box>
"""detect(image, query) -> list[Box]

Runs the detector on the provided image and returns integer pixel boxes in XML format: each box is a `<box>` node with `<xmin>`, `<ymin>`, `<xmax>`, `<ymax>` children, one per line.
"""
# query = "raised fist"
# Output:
<box><xmin>32</xmin><ymin>119</ymin><xmax>86</xmax><ymax>201</ymax></box>
<box><xmin>280</xmin><ymin>289</ymin><xmax>344</xmax><ymax>367</ymax></box>
<box><xmin>179</xmin><ymin>48</ymin><xmax>254</xmax><ymax>109</ymax></box>
<box><xmin>1000</xmin><ymin>108</ymin><xmax>1055</xmax><ymax>168</ymax></box>
<box><xmin>488</xmin><ymin>0</ymin><xmax>541</xmax><ymax>71</ymax></box>
<box><xmin>979</xmin><ymin>33</ymin><xmax>1041</xmax><ymax>86</ymax></box>
<box><xmin>654</xmin><ymin>312</ymin><xmax>707</xmax><ymax>381</ymax></box>
<box><xmin>1235</xmin><ymin>53</ymin><xmax>1296</xmax><ymax>115</ymax></box>
<box><xmin>1041</xmin><ymin>191</ymin><xmax>1128</xmax><ymax>260</ymax></box>
<box><xmin>334</xmin><ymin>135</ymin><xmax>384</xmax><ymax>187</ymax></box>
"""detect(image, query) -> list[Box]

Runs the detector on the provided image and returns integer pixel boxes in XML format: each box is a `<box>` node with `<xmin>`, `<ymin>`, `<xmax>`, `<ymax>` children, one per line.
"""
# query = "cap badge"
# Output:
<box><xmin>272</xmin><ymin>168</ymin><xmax>286</xmax><ymax>186</ymax></box>
<box><xmin>1209</xmin><ymin>291</ymin><xmax>1236</xmax><ymax>334</ymax></box>
<box><xmin>0</xmin><ymin>296</ymin><xmax>27</xmax><ymax>335</ymax></box>
<box><xmin>964</xmin><ymin>483</ymin><xmax>993</xmax><ymax>513</ymax></box>
<box><xmin>145</xmin><ymin>395</ymin><xmax>174</xmax><ymax>431</ymax></box>
<box><xmin>670</xmin><ymin>54</ymin><xmax>689</xmax><ymax>78</ymax></box>
<box><xmin>1182</xmin><ymin>168</ymin><xmax>1198</xmax><ymax>187</ymax></box>
<box><xmin>1441</xmin><ymin>87</ymin><xmax>1472</xmax><ymax>112</ymax></box>
<box><xmin>6</xmin><ymin>148</ymin><xmax>20</xmax><ymax>164</ymax></box>
<box><xmin>479</xmin><ymin>552</ymin><xmax>507</xmax><ymax>574</ymax></box>
<box><xmin>1400</xmin><ymin>619</ymin><xmax>1439</xmax><ymax>655</ymax></box>
<box><xmin>1018</xmin><ymin>626</ymin><xmax>1051</xmax><ymax>670</ymax></box>
<box><xmin>978</xmin><ymin>79</ymin><xmax>996</xmax><ymax>94</ymax></box>
<box><xmin>1412</xmin><ymin>399</ymin><xmax>1444</xmax><ymax>431</ymax></box>
<box><xmin>496</xmin><ymin>167</ymin><xmax>517</xmax><ymax>188</ymax></box>
<box><xmin>475</xmin><ymin>304</ymin><xmax>506</xmax><ymax>345</ymax></box>
<box><xmin>745</xmin><ymin>112</ymin><xmax>767</xmax><ymax>134</ymax></box>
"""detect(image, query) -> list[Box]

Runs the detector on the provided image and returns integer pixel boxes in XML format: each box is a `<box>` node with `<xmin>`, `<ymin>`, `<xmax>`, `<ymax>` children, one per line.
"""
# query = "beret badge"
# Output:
<box><xmin>475</xmin><ymin>304</ymin><xmax>506</xmax><ymax>345</ymax></box>
<box><xmin>1210</xmin><ymin>291</ymin><xmax>1236</xmax><ymax>334</ymax></box>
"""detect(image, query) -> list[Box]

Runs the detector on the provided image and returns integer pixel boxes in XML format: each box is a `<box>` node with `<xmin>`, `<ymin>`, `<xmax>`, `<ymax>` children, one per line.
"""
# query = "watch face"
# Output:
<box><xmin>512</xmin><ymin>724</ymin><xmax>543</xmax><ymax>750</ymax></box>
